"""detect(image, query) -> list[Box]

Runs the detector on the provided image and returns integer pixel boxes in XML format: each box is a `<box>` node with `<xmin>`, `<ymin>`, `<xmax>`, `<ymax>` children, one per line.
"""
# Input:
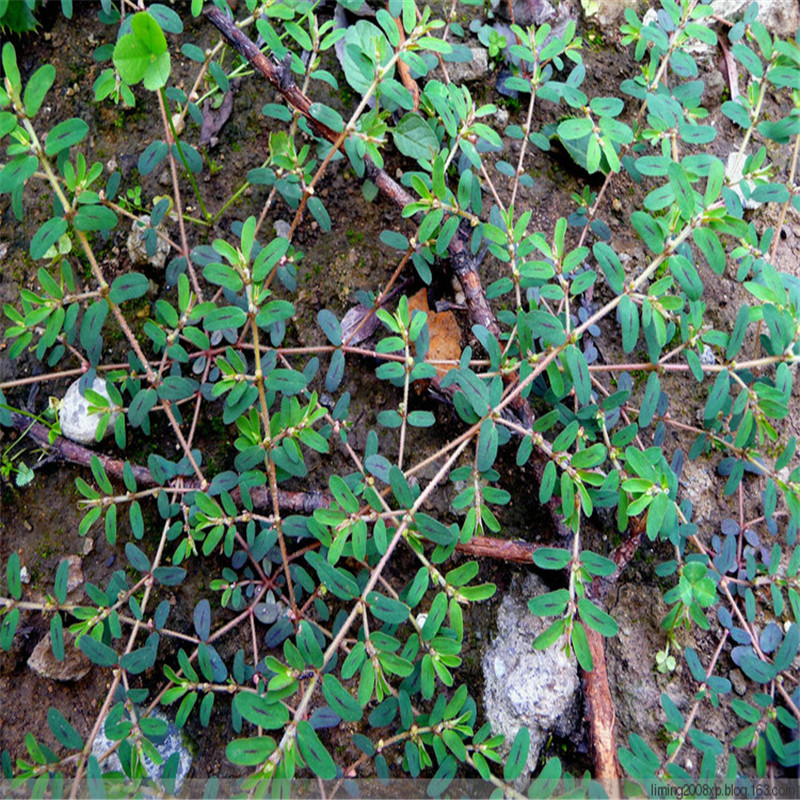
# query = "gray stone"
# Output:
<box><xmin>677</xmin><ymin>1</ymin><xmax>798</xmax><ymax>63</ymax></box>
<box><xmin>680</xmin><ymin>457</ymin><xmax>719</xmax><ymax>526</ymax></box>
<box><xmin>274</xmin><ymin>219</ymin><xmax>291</xmax><ymax>240</ymax></box>
<box><xmin>482</xmin><ymin>573</ymin><xmax>580</xmax><ymax>780</ymax></box>
<box><xmin>92</xmin><ymin>705</ymin><xmax>193</xmax><ymax>794</ymax></box>
<box><xmin>28</xmin><ymin>630</ymin><xmax>92</xmax><ymax>682</ymax></box>
<box><xmin>127</xmin><ymin>215</ymin><xmax>170</xmax><ymax>269</ymax></box>
<box><xmin>708</xmin><ymin>0</ymin><xmax>799</xmax><ymax>38</ymax></box>
<box><xmin>59</xmin><ymin>376</ymin><xmax>120</xmax><ymax>445</ymax></box>
<box><xmin>64</xmin><ymin>555</ymin><xmax>84</xmax><ymax>598</ymax></box>
<box><xmin>443</xmin><ymin>48</ymin><xmax>489</xmax><ymax>84</ymax></box>
<box><xmin>729</xmin><ymin>668</ymin><xmax>747</xmax><ymax>696</ymax></box>
<box><xmin>493</xmin><ymin>0</ymin><xmax>556</xmax><ymax>26</ymax></box>
<box><xmin>582</xmin><ymin>0</ymin><xmax>639</xmax><ymax>33</ymax></box>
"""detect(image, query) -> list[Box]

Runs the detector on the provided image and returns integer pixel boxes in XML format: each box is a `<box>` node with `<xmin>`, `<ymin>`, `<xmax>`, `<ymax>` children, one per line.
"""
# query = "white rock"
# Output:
<box><xmin>482</xmin><ymin>573</ymin><xmax>580</xmax><ymax>781</ymax></box>
<box><xmin>274</xmin><ymin>219</ymin><xmax>291</xmax><ymax>240</ymax></box>
<box><xmin>59</xmin><ymin>377</ymin><xmax>120</xmax><ymax>445</ymax></box>
<box><xmin>127</xmin><ymin>215</ymin><xmax>170</xmax><ymax>269</ymax></box>
<box><xmin>92</xmin><ymin>705</ymin><xmax>193</xmax><ymax>793</ymax></box>
<box><xmin>443</xmin><ymin>48</ymin><xmax>489</xmax><ymax>84</ymax></box>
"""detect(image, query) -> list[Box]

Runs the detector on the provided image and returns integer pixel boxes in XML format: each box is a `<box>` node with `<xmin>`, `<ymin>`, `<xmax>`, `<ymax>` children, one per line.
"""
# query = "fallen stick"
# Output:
<box><xmin>582</xmin><ymin>626</ymin><xmax>623</xmax><ymax>791</ymax></box>
<box><xmin>6</xmin><ymin>410</ymin><xmax>538</xmax><ymax>560</ymax></box>
<box><xmin>579</xmin><ymin>527</ymin><xmax>646</xmax><ymax>790</ymax></box>
<box><xmin>6</xmin><ymin>411</ymin><xmax>328</xmax><ymax>514</ymax></box>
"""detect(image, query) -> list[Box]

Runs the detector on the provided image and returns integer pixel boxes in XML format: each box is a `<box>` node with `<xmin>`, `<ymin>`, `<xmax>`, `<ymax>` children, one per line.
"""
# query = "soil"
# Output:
<box><xmin>1</xmin><ymin>1</ymin><xmax>800</xmax><ymax>795</ymax></box>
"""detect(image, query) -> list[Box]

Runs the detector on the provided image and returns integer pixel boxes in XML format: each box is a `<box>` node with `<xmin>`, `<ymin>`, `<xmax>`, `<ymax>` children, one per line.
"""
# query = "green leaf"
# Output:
<box><xmin>571</xmin><ymin>621</ymin><xmax>593</xmax><ymax>671</ymax></box>
<box><xmin>528</xmin><ymin>310</ymin><xmax>566</xmax><ymax>346</ymax></box>
<box><xmin>367</xmin><ymin>592</ymin><xmax>410</xmax><ymax>624</ymax></box>
<box><xmin>128</xmin><ymin>388</ymin><xmax>158</xmax><ymax>427</ymax></box>
<box><xmin>204</xmin><ymin>305</ymin><xmax>248</xmax><ymax>331</ymax></box>
<box><xmin>631</xmin><ymin>211</ymin><xmax>665</xmax><ymax>254</ymax></box>
<box><xmin>113</xmin><ymin>12</ymin><xmax>171</xmax><ymax>91</ymax></box>
<box><xmin>2</xmin><ymin>43</ymin><xmax>22</xmax><ymax>96</ymax></box>
<box><xmin>47</xmin><ymin>708</ymin><xmax>83</xmax><ymax>750</ymax></box>
<box><xmin>306</xmin><ymin>551</ymin><xmax>359</xmax><ymax>599</ymax></box>
<box><xmin>416</xmin><ymin>513</ymin><xmax>455</xmax><ymax>546</ymax></box>
<box><xmin>528</xmin><ymin>589</ymin><xmax>570</xmax><ymax>617</ymax></box>
<box><xmin>296</xmin><ymin>720</ymin><xmax>336</xmax><ymax>779</ymax></box>
<box><xmin>44</xmin><ymin>118</ymin><xmax>88</xmax><ymax>156</ymax></box>
<box><xmin>727</xmin><ymin>304</ymin><xmax>750</xmax><ymax>361</ymax></box>
<box><xmin>593</xmin><ymin>242</ymin><xmax>624</xmax><ymax>294</ymax></box>
<box><xmin>739</xmin><ymin>654</ymin><xmax>775</xmax><ymax>684</ymax></box>
<box><xmin>477</xmin><ymin>419</ymin><xmax>498</xmax><ymax>472</ymax></box>
<box><xmin>7</xmin><ymin>552</ymin><xmax>21</xmax><ymax>600</ymax></box>
<box><xmin>138</xmin><ymin>140</ymin><xmax>168</xmax><ymax>175</ymax></box>
<box><xmin>74</xmin><ymin>205</ymin><xmax>117</xmax><ymax>232</ymax></box>
<box><xmin>557</xmin><ymin>117</ymin><xmax>593</xmax><ymax>140</ymax></box>
<box><xmin>0</xmin><ymin>155</ymin><xmax>38</xmax><ymax>193</ymax></box>
<box><xmin>268</xmin><ymin>369</ymin><xmax>307</xmax><ymax>395</ymax></box>
<box><xmin>23</xmin><ymin>64</ymin><xmax>55</xmax><ymax>118</ymax></box>
<box><xmin>308</xmin><ymin>102</ymin><xmax>344</xmax><ymax>133</ymax></box>
<box><xmin>693</xmin><ymin>228</ymin><xmax>725</xmax><ymax>274</ymax></box>
<box><xmin>226</xmin><ymin>736</ymin><xmax>275</xmax><ymax>766</ymax></box>
<box><xmin>504</xmin><ymin>727</ymin><xmax>530</xmax><ymax>781</ymax></box>
<box><xmin>532</xmin><ymin>547</ymin><xmax>571</xmax><ymax>570</ymax></box>
<box><xmin>393</xmin><ymin>112</ymin><xmax>438</xmax><ymax>161</ymax></box>
<box><xmin>732</xmin><ymin>43</ymin><xmax>762</xmax><ymax>78</ymax></box>
<box><xmin>618</xmin><ymin>295</ymin><xmax>639</xmax><ymax>353</ymax></box>
<box><xmin>669</xmin><ymin>254</ymin><xmax>702</xmax><ymax>300</ymax></box>
<box><xmin>581</xmin><ymin>551</ymin><xmax>616</xmax><ymax>577</ymax></box>
<box><xmin>119</xmin><ymin>645</ymin><xmax>157</xmax><ymax>674</ymax></box>
<box><xmin>51</xmin><ymin>614</ymin><xmax>64</xmax><ymax>661</ymax></box>
<box><xmin>235</xmin><ymin>692</ymin><xmax>289</xmax><ymax>729</ymax></box>
<box><xmin>78</xmin><ymin>635</ymin><xmax>118</xmax><ymax>667</ymax></box>
<box><xmin>255</xmin><ymin>299</ymin><xmax>295</xmax><ymax>329</ymax></box>
<box><xmin>152</xmin><ymin>566</ymin><xmax>186</xmax><ymax>586</ymax></box>
<box><xmin>1</xmin><ymin>608</ymin><xmax>20</xmax><ymax>650</ymax></box>
<box><xmin>751</xmin><ymin>183</ymin><xmax>790</xmax><ymax>204</ymax></box>
<box><xmin>109</xmin><ymin>272</ymin><xmax>149</xmax><ymax>303</ymax></box>
<box><xmin>704</xmin><ymin>369</ymin><xmax>729</xmax><ymax>420</ymax></box>
<box><xmin>148</xmin><ymin>3</ymin><xmax>183</xmax><ymax>34</ymax></box>
<box><xmin>638</xmin><ymin>372</ymin><xmax>660</xmax><ymax>428</ymax></box>
<box><xmin>158</xmin><ymin>377</ymin><xmax>199</xmax><ymax>401</ymax></box>
<box><xmin>564</xmin><ymin>345</ymin><xmax>590</xmax><ymax>404</ymax></box>
<box><xmin>31</xmin><ymin>217</ymin><xmax>67</xmax><ymax>260</ymax></box>
<box><xmin>577</xmin><ymin>597</ymin><xmax>618</xmax><ymax>636</ymax></box>
<box><xmin>54</xmin><ymin>558</ymin><xmax>70</xmax><ymax>604</ymax></box>
<box><xmin>533</xmin><ymin>619</ymin><xmax>565</xmax><ymax>650</ymax></box>
<box><xmin>774</xmin><ymin>623</ymin><xmax>799</xmax><ymax>672</ymax></box>
<box><xmin>322</xmin><ymin>675</ymin><xmax>363</xmax><ymax>722</ymax></box>
<box><xmin>0</xmin><ymin>111</ymin><xmax>18</xmax><ymax>138</ymax></box>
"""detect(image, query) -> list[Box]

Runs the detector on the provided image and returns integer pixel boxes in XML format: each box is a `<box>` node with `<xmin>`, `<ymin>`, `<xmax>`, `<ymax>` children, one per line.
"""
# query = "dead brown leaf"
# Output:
<box><xmin>407</xmin><ymin>288</ymin><xmax>461</xmax><ymax>381</ymax></box>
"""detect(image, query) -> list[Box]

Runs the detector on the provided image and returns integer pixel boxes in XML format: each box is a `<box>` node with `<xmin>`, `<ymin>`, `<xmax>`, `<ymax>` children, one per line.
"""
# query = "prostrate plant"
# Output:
<box><xmin>0</xmin><ymin>0</ymin><xmax>799</xmax><ymax>797</ymax></box>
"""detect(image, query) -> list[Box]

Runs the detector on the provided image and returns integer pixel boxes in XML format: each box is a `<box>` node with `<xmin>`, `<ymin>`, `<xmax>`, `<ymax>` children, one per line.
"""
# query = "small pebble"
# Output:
<box><xmin>106</xmin><ymin>555</ymin><xmax>116</xmax><ymax>568</ymax></box>
<box><xmin>20</xmin><ymin>566</ymin><xmax>31</xmax><ymax>584</ymax></box>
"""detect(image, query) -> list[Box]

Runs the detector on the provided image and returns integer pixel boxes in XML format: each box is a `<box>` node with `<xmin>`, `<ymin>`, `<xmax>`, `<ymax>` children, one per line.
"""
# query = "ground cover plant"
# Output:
<box><xmin>1</xmin><ymin>0</ymin><xmax>800</xmax><ymax>796</ymax></box>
